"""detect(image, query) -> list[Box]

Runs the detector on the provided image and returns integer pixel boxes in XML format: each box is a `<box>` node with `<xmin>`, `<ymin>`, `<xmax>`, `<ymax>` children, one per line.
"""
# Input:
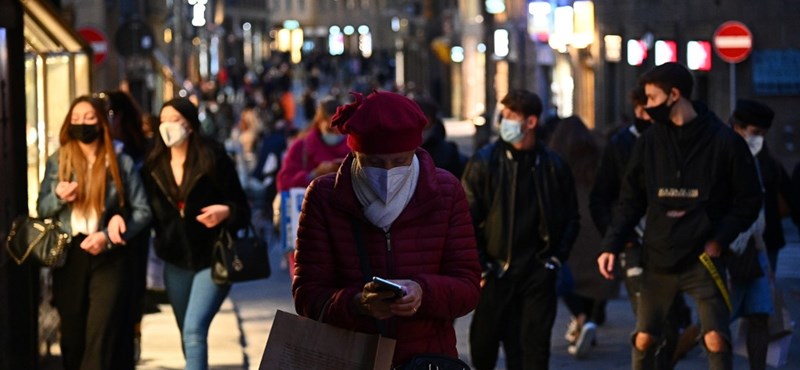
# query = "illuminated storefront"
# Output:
<box><xmin>22</xmin><ymin>0</ymin><xmax>91</xmax><ymax>215</ymax></box>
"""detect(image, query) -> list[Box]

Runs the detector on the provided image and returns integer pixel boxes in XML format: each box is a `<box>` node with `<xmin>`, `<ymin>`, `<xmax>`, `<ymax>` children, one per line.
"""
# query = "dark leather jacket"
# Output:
<box><xmin>461</xmin><ymin>140</ymin><xmax>580</xmax><ymax>276</ymax></box>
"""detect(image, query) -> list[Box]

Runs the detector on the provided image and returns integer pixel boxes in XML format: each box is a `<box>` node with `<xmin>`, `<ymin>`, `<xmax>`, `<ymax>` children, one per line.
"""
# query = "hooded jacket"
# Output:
<box><xmin>461</xmin><ymin>140</ymin><xmax>580</xmax><ymax>275</ymax></box>
<box><xmin>292</xmin><ymin>149</ymin><xmax>481</xmax><ymax>365</ymax></box>
<box><xmin>602</xmin><ymin>102</ymin><xmax>763</xmax><ymax>272</ymax></box>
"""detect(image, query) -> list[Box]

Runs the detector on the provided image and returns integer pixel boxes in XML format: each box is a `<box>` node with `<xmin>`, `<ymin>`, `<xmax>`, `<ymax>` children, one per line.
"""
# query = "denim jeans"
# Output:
<box><xmin>164</xmin><ymin>262</ymin><xmax>231</xmax><ymax>370</ymax></box>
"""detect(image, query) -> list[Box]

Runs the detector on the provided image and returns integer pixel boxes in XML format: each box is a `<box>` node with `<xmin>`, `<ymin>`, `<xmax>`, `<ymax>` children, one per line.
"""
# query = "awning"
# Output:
<box><xmin>21</xmin><ymin>0</ymin><xmax>89</xmax><ymax>54</ymax></box>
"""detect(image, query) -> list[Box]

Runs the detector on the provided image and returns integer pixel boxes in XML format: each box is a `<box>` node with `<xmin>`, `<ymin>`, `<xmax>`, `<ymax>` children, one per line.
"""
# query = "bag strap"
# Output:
<box><xmin>350</xmin><ymin>217</ymin><xmax>387</xmax><ymax>336</ymax></box>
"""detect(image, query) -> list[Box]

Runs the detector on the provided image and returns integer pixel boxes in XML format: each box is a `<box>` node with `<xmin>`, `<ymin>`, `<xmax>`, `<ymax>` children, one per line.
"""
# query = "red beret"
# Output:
<box><xmin>330</xmin><ymin>90</ymin><xmax>428</xmax><ymax>154</ymax></box>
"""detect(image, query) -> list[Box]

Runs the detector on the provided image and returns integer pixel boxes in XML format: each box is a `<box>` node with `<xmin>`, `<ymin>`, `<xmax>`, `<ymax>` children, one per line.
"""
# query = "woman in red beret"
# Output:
<box><xmin>292</xmin><ymin>90</ymin><xmax>481</xmax><ymax>368</ymax></box>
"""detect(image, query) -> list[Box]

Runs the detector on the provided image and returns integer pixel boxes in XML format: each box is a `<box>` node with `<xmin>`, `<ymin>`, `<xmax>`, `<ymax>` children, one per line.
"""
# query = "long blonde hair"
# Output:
<box><xmin>57</xmin><ymin>96</ymin><xmax>125</xmax><ymax>216</ymax></box>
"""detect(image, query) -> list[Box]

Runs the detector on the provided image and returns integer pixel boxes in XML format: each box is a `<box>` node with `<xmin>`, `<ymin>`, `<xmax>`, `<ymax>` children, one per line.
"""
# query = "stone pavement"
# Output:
<box><xmin>134</xmin><ymin>220</ymin><xmax>800</xmax><ymax>369</ymax></box>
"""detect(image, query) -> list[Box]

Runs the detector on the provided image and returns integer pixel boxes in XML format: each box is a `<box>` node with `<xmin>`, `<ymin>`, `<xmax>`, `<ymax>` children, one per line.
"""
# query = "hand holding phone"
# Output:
<box><xmin>371</xmin><ymin>276</ymin><xmax>406</xmax><ymax>300</ymax></box>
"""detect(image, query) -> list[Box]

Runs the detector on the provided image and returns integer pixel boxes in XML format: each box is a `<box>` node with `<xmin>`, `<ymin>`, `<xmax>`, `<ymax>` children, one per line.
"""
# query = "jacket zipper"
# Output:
<box><xmin>385</xmin><ymin>231</ymin><xmax>394</xmax><ymax>276</ymax></box>
<box><xmin>501</xmin><ymin>151</ymin><xmax>517</xmax><ymax>276</ymax></box>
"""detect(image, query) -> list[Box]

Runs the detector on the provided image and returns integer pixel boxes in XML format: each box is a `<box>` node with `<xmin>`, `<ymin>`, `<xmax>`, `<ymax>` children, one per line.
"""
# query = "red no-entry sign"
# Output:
<box><xmin>78</xmin><ymin>27</ymin><xmax>108</xmax><ymax>65</ymax></box>
<box><xmin>713</xmin><ymin>21</ymin><xmax>752</xmax><ymax>64</ymax></box>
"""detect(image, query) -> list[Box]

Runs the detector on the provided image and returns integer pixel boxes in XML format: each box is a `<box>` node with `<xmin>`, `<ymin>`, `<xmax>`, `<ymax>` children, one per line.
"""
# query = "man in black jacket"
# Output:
<box><xmin>597</xmin><ymin>63</ymin><xmax>762</xmax><ymax>370</ymax></box>
<box><xmin>591</xmin><ymin>86</ymin><xmax>694</xmax><ymax>369</ymax></box>
<box><xmin>463</xmin><ymin>89</ymin><xmax>579</xmax><ymax>369</ymax></box>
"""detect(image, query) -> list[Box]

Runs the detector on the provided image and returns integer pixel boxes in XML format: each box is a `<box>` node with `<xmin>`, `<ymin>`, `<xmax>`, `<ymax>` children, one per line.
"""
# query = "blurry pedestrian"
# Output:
<box><xmin>142</xmin><ymin>98</ymin><xmax>251</xmax><ymax>370</ymax></box>
<box><xmin>277</xmin><ymin>96</ymin><xmax>349</xmax><ymax>190</ymax></box>
<box><xmin>597</xmin><ymin>63</ymin><xmax>762</xmax><ymax>370</ymax></box>
<box><xmin>37</xmin><ymin>95</ymin><xmax>152</xmax><ymax>370</ymax></box>
<box><xmin>590</xmin><ymin>86</ymin><xmax>695</xmax><ymax>369</ymax></box>
<box><xmin>727</xmin><ymin>98</ymin><xmax>785</xmax><ymax>370</ymax></box>
<box><xmin>729</xmin><ymin>100</ymin><xmax>796</xmax><ymax>273</ymax></box>
<box><xmin>414</xmin><ymin>96</ymin><xmax>467</xmax><ymax>178</ymax></box>
<box><xmin>548</xmin><ymin>115</ymin><xmax>612</xmax><ymax>359</ymax></box>
<box><xmin>97</xmin><ymin>90</ymin><xmax>152</xmax><ymax>368</ymax></box>
<box><xmin>292</xmin><ymin>90</ymin><xmax>481</xmax><ymax>367</ymax></box>
<box><xmin>462</xmin><ymin>89</ymin><xmax>580</xmax><ymax>369</ymax></box>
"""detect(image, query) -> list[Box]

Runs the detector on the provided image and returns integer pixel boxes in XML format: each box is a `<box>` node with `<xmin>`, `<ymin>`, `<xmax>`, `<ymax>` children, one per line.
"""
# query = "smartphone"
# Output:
<box><xmin>371</xmin><ymin>276</ymin><xmax>406</xmax><ymax>300</ymax></box>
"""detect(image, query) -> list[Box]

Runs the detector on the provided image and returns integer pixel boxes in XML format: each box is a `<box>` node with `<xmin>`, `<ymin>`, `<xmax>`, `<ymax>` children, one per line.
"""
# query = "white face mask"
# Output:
<box><xmin>500</xmin><ymin>118</ymin><xmax>524</xmax><ymax>144</ymax></box>
<box><xmin>745</xmin><ymin>134</ymin><xmax>764</xmax><ymax>156</ymax></box>
<box><xmin>360</xmin><ymin>164</ymin><xmax>413</xmax><ymax>204</ymax></box>
<box><xmin>159</xmin><ymin>121</ymin><xmax>189</xmax><ymax>147</ymax></box>
<box><xmin>320</xmin><ymin>132</ymin><xmax>345</xmax><ymax>146</ymax></box>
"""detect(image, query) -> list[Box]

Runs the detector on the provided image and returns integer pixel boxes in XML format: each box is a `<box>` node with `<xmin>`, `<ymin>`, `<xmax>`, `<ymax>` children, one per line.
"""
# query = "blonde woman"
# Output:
<box><xmin>37</xmin><ymin>96</ymin><xmax>152</xmax><ymax>370</ymax></box>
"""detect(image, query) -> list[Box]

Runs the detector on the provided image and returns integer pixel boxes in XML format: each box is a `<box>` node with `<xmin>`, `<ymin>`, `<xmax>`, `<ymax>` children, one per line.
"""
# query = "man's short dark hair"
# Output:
<box><xmin>629</xmin><ymin>85</ymin><xmax>647</xmax><ymax>107</ymax></box>
<box><xmin>501</xmin><ymin>89</ymin><xmax>543</xmax><ymax>118</ymax></box>
<box><xmin>639</xmin><ymin>62</ymin><xmax>694</xmax><ymax>99</ymax></box>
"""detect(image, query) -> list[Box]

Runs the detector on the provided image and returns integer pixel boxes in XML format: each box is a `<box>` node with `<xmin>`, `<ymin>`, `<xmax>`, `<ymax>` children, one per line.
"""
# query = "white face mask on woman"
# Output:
<box><xmin>360</xmin><ymin>164</ymin><xmax>413</xmax><ymax>204</ymax></box>
<box><xmin>159</xmin><ymin>121</ymin><xmax>189</xmax><ymax>147</ymax></box>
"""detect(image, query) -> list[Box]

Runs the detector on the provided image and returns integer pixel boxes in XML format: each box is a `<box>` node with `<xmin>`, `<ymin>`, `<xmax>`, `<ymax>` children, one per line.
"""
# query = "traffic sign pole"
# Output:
<box><xmin>713</xmin><ymin>21</ymin><xmax>752</xmax><ymax>115</ymax></box>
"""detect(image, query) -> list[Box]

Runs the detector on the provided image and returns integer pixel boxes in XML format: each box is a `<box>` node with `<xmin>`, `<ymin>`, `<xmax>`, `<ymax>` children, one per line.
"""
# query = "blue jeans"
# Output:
<box><xmin>164</xmin><ymin>262</ymin><xmax>231</xmax><ymax>370</ymax></box>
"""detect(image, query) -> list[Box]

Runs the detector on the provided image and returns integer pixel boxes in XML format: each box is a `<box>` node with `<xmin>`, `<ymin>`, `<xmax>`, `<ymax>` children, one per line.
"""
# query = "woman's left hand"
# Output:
<box><xmin>389</xmin><ymin>279</ymin><xmax>423</xmax><ymax>317</ymax></box>
<box><xmin>196</xmin><ymin>204</ymin><xmax>231</xmax><ymax>228</ymax></box>
<box><xmin>106</xmin><ymin>215</ymin><xmax>127</xmax><ymax>245</ymax></box>
<box><xmin>80</xmin><ymin>231</ymin><xmax>109</xmax><ymax>255</ymax></box>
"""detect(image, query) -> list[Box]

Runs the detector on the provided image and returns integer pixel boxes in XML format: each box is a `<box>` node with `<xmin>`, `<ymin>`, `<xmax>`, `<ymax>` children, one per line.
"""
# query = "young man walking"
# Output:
<box><xmin>597</xmin><ymin>63</ymin><xmax>763</xmax><ymax>370</ymax></box>
<box><xmin>463</xmin><ymin>89</ymin><xmax>579</xmax><ymax>369</ymax></box>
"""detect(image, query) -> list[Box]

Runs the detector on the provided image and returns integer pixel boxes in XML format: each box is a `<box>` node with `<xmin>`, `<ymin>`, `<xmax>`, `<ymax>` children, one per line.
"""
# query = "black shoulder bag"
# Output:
<box><xmin>350</xmin><ymin>219</ymin><xmax>471</xmax><ymax>370</ymax></box>
<box><xmin>211</xmin><ymin>224</ymin><xmax>271</xmax><ymax>285</ymax></box>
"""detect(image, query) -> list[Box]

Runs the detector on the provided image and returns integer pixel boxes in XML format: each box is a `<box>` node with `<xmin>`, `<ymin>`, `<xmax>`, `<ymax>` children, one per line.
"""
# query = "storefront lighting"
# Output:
<box><xmin>527</xmin><ymin>0</ymin><xmax>551</xmax><ymax>43</ymax></box>
<box><xmin>164</xmin><ymin>28</ymin><xmax>173</xmax><ymax>43</ymax></box>
<box><xmin>358</xmin><ymin>25</ymin><xmax>370</xmax><ymax>35</ymax></box>
<box><xmin>494</xmin><ymin>29</ymin><xmax>509</xmax><ymax>58</ymax></box>
<box><xmin>627</xmin><ymin>39</ymin><xmax>647</xmax><ymax>66</ymax></box>
<box><xmin>451</xmin><ymin>46</ymin><xmax>465</xmax><ymax>63</ymax></box>
<box><xmin>283</xmin><ymin>20</ymin><xmax>300</xmax><ymax>30</ymax></box>
<box><xmin>604</xmin><ymin>35</ymin><xmax>622</xmax><ymax>62</ymax></box>
<box><xmin>329</xmin><ymin>25</ymin><xmax>341</xmax><ymax>35</ymax></box>
<box><xmin>477</xmin><ymin>43</ymin><xmax>487</xmax><ymax>53</ymax></box>
<box><xmin>290</xmin><ymin>29</ymin><xmax>303</xmax><ymax>63</ymax></box>
<box><xmin>328</xmin><ymin>32</ymin><xmax>344</xmax><ymax>55</ymax></box>
<box><xmin>343</xmin><ymin>25</ymin><xmax>355</xmax><ymax>36</ymax></box>
<box><xmin>243</xmin><ymin>22</ymin><xmax>252</xmax><ymax>31</ymax></box>
<box><xmin>687</xmin><ymin>41</ymin><xmax>712</xmax><ymax>71</ymax></box>
<box><xmin>572</xmin><ymin>1</ymin><xmax>594</xmax><ymax>48</ymax></box>
<box><xmin>359</xmin><ymin>33</ymin><xmax>373</xmax><ymax>58</ymax></box>
<box><xmin>391</xmin><ymin>17</ymin><xmax>400</xmax><ymax>32</ymax></box>
<box><xmin>188</xmin><ymin>0</ymin><xmax>208</xmax><ymax>27</ymax></box>
<box><xmin>655</xmin><ymin>40</ymin><xmax>677</xmax><ymax>65</ymax></box>
<box><xmin>485</xmin><ymin>0</ymin><xmax>506</xmax><ymax>14</ymax></box>
<box><xmin>548</xmin><ymin>5</ymin><xmax>573</xmax><ymax>53</ymax></box>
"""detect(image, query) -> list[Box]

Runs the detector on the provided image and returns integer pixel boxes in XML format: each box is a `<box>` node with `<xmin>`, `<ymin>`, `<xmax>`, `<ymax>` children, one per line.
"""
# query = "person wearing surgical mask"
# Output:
<box><xmin>730</xmin><ymin>99</ymin><xmax>796</xmax><ymax>272</ymax></box>
<box><xmin>292</xmin><ymin>91</ymin><xmax>480</xmax><ymax>368</ymax></box>
<box><xmin>728</xmin><ymin>99</ymin><xmax>795</xmax><ymax>370</ymax></box>
<box><xmin>142</xmin><ymin>98</ymin><xmax>251</xmax><ymax>370</ymax></box>
<box><xmin>37</xmin><ymin>96</ymin><xmax>152</xmax><ymax>370</ymax></box>
<box><xmin>462</xmin><ymin>89</ymin><xmax>580</xmax><ymax>369</ymax></box>
<box><xmin>277</xmin><ymin>96</ymin><xmax>350</xmax><ymax>191</ymax></box>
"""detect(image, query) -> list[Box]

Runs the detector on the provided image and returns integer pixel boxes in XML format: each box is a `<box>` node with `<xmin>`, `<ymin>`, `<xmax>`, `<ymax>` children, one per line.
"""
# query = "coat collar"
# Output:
<box><xmin>330</xmin><ymin>148</ymin><xmax>442</xmax><ymax>223</ymax></box>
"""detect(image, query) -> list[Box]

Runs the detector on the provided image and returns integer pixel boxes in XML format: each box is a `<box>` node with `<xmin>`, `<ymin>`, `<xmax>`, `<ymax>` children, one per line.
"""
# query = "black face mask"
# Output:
<box><xmin>68</xmin><ymin>124</ymin><xmax>101</xmax><ymax>144</ymax></box>
<box><xmin>644</xmin><ymin>99</ymin><xmax>675</xmax><ymax>126</ymax></box>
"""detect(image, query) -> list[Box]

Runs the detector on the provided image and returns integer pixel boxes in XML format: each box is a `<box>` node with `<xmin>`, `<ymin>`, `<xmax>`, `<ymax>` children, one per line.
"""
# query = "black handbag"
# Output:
<box><xmin>5</xmin><ymin>216</ymin><xmax>72</xmax><ymax>267</ymax></box>
<box><xmin>211</xmin><ymin>224</ymin><xmax>270</xmax><ymax>285</ymax></box>
<box><xmin>398</xmin><ymin>354</ymin><xmax>471</xmax><ymax>370</ymax></box>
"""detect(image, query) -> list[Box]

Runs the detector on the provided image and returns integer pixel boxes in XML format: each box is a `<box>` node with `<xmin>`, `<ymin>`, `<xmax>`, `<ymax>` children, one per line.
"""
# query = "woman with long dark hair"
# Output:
<box><xmin>142</xmin><ymin>98</ymin><xmax>250</xmax><ymax>370</ymax></box>
<box><xmin>37</xmin><ymin>96</ymin><xmax>152</xmax><ymax>370</ymax></box>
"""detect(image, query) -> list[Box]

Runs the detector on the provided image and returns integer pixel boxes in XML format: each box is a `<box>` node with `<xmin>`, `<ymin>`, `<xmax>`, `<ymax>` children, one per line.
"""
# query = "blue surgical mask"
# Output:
<box><xmin>321</xmin><ymin>132</ymin><xmax>345</xmax><ymax>146</ymax></box>
<box><xmin>500</xmin><ymin>118</ymin><xmax>524</xmax><ymax>144</ymax></box>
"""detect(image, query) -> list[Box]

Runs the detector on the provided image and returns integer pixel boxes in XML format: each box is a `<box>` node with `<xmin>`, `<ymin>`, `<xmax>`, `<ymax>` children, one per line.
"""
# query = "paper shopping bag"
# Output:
<box><xmin>259</xmin><ymin>310</ymin><xmax>396</xmax><ymax>370</ymax></box>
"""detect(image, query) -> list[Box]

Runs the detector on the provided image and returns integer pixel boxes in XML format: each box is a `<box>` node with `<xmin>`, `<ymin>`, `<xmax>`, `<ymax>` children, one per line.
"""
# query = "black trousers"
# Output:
<box><xmin>53</xmin><ymin>236</ymin><xmax>131</xmax><ymax>370</ymax></box>
<box><xmin>470</xmin><ymin>266</ymin><xmax>558</xmax><ymax>370</ymax></box>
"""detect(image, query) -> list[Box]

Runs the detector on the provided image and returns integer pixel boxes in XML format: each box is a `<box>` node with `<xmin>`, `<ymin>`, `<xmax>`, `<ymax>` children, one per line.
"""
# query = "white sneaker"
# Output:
<box><xmin>573</xmin><ymin>322</ymin><xmax>597</xmax><ymax>359</ymax></box>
